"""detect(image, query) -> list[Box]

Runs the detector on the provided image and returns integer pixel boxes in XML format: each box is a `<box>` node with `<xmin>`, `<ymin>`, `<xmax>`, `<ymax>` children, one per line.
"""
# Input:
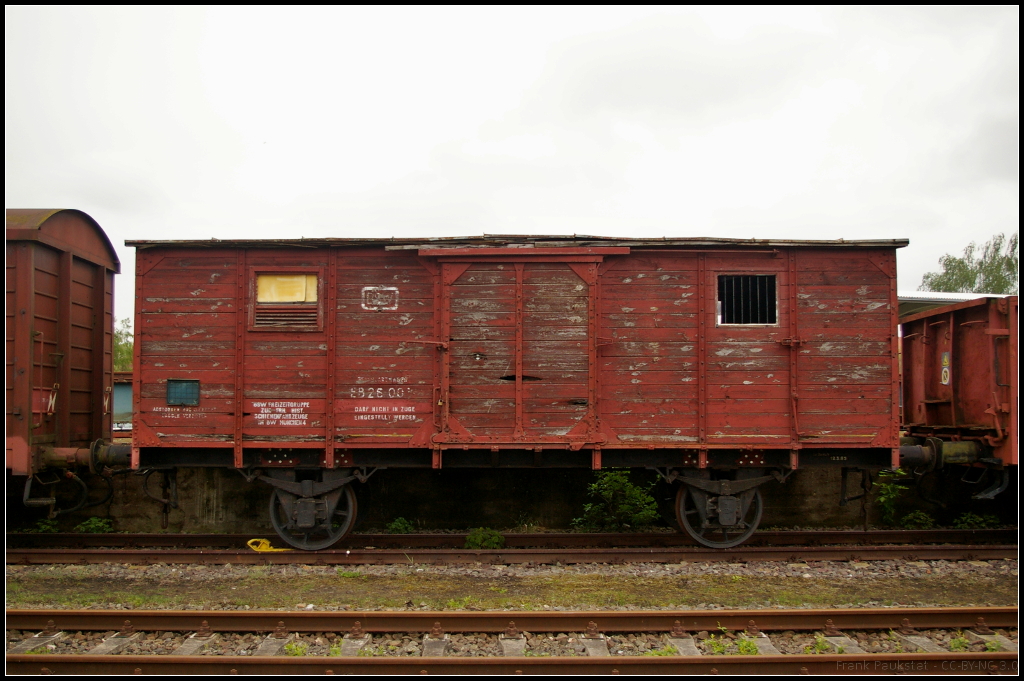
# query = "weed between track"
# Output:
<box><xmin>4</xmin><ymin>569</ymin><xmax>1017</xmax><ymax>611</ymax></box>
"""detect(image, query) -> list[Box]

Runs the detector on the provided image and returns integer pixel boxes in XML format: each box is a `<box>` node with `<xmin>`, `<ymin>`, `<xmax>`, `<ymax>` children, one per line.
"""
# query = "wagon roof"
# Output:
<box><xmin>898</xmin><ymin>293</ymin><xmax>1014</xmax><ymax>323</ymax></box>
<box><xmin>126</xmin><ymin>234</ymin><xmax>908</xmax><ymax>250</ymax></box>
<box><xmin>7</xmin><ymin>208</ymin><xmax>120</xmax><ymax>272</ymax></box>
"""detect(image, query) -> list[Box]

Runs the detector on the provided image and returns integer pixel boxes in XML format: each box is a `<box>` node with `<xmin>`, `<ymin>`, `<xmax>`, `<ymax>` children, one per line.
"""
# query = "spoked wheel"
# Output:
<box><xmin>269</xmin><ymin>484</ymin><xmax>357</xmax><ymax>551</ymax></box>
<box><xmin>675</xmin><ymin>484</ymin><xmax>763</xmax><ymax>549</ymax></box>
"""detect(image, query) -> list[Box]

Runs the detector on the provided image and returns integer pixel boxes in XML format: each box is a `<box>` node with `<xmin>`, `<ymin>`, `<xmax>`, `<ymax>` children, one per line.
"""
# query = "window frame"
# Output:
<box><xmin>715</xmin><ymin>273</ymin><xmax>780</xmax><ymax>327</ymax></box>
<box><xmin>166</xmin><ymin>379</ymin><xmax>201</xmax><ymax>406</ymax></box>
<box><xmin>247</xmin><ymin>265</ymin><xmax>326</xmax><ymax>332</ymax></box>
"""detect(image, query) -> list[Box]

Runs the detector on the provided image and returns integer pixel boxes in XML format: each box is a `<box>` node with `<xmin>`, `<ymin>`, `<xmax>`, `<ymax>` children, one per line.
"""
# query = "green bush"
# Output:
<box><xmin>283</xmin><ymin>641</ymin><xmax>308</xmax><ymax>656</ymax></box>
<box><xmin>735</xmin><ymin>638</ymin><xmax>759</xmax><ymax>655</ymax></box>
<box><xmin>705</xmin><ymin>634</ymin><xmax>728</xmax><ymax>655</ymax></box>
<box><xmin>949</xmin><ymin>632</ymin><xmax>970</xmax><ymax>652</ymax></box>
<box><xmin>464</xmin><ymin>527</ymin><xmax>505</xmax><ymax>549</ymax></box>
<box><xmin>803</xmin><ymin>635</ymin><xmax>832</xmax><ymax>654</ymax></box>
<box><xmin>73</xmin><ymin>517</ymin><xmax>114</xmax><ymax>533</ymax></box>
<box><xmin>25</xmin><ymin>519</ymin><xmax>59</xmax><ymax>533</ymax></box>
<box><xmin>951</xmin><ymin>512</ymin><xmax>1001</xmax><ymax>529</ymax></box>
<box><xmin>385</xmin><ymin>517</ymin><xmax>416</xmax><ymax>534</ymax></box>
<box><xmin>873</xmin><ymin>468</ymin><xmax>910</xmax><ymax>526</ymax></box>
<box><xmin>899</xmin><ymin>511</ymin><xmax>935</xmax><ymax>529</ymax></box>
<box><xmin>571</xmin><ymin>470</ymin><xmax>659</xmax><ymax>531</ymax></box>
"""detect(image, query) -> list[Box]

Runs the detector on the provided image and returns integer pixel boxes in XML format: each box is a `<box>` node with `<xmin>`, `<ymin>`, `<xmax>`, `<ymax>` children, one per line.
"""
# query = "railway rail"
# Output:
<box><xmin>6</xmin><ymin>607</ymin><xmax>1018</xmax><ymax>675</ymax></box>
<box><xmin>7</xmin><ymin>544</ymin><xmax>1016</xmax><ymax>566</ymax></box>
<box><xmin>6</xmin><ymin>529</ymin><xmax>1016</xmax><ymax>565</ymax></box>
<box><xmin>7</xmin><ymin>528</ymin><xmax>1015</xmax><ymax>549</ymax></box>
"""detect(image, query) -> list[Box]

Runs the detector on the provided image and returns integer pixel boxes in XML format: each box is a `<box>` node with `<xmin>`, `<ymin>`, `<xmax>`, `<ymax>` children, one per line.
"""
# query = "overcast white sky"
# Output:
<box><xmin>6</xmin><ymin>6</ymin><xmax>1018</xmax><ymax>322</ymax></box>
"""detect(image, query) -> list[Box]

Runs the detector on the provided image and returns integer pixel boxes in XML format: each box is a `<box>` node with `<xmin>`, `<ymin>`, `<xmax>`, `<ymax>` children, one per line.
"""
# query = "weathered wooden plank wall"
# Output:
<box><xmin>133</xmin><ymin>242</ymin><xmax>900</xmax><ymax>462</ymax></box>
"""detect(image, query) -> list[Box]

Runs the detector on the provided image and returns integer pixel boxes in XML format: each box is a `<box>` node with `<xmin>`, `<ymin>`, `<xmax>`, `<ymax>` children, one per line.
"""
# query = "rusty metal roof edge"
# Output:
<box><xmin>900</xmin><ymin>294</ymin><xmax>1016</xmax><ymax>325</ymax></box>
<box><xmin>125</xmin><ymin>235</ymin><xmax>910</xmax><ymax>249</ymax></box>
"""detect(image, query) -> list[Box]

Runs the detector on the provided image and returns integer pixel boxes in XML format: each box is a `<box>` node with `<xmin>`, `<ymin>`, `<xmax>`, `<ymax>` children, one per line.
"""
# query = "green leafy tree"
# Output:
<box><xmin>113</xmin><ymin>318</ymin><xmax>134</xmax><ymax>372</ymax></box>
<box><xmin>920</xmin><ymin>232</ymin><xmax>1019</xmax><ymax>294</ymax></box>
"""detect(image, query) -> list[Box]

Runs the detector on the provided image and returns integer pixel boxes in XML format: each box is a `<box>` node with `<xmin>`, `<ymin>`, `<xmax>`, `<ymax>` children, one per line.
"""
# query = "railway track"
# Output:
<box><xmin>7</xmin><ymin>607</ymin><xmax>1018</xmax><ymax>675</ymax></box>
<box><xmin>8</xmin><ymin>528</ymin><xmax>1015</xmax><ymax>549</ymax></box>
<box><xmin>7</xmin><ymin>529</ymin><xmax>1016</xmax><ymax>565</ymax></box>
<box><xmin>7</xmin><ymin>544</ymin><xmax>1016</xmax><ymax>565</ymax></box>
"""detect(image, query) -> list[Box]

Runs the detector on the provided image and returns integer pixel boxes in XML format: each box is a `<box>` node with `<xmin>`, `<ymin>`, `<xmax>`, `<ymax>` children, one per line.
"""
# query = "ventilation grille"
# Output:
<box><xmin>718</xmin><ymin>275</ymin><xmax>777</xmax><ymax>325</ymax></box>
<box><xmin>253</xmin><ymin>304</ymin><xmax>320</xmax><ymax>329</ymax></box>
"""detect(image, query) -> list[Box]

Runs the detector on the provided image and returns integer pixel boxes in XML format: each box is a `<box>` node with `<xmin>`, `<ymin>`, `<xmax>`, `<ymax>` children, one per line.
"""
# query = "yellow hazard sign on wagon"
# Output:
<box><xmin>940</xmin><ymin>352</ymin><xmax>951</xmax><ymax>385</ymax></box>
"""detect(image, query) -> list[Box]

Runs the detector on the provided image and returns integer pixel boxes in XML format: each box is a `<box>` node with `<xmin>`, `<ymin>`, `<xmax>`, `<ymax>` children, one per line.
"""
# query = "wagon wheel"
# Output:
<box><xmin>675</xmin><ymin>485</ymin><xmax>762</xmax><ymax>549</ymax></box>
<box><xmin>268</xmin><ymin>484</ymin><xmax>357</xmax><ymax>551</ymax></box>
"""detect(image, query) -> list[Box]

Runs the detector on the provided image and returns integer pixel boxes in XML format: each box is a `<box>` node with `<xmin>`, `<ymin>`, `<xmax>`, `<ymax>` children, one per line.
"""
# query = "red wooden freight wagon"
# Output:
<box><xmin>128</xmin><ymin>236</ymin><xmax>907</xmax><ymax>548</ymax></box>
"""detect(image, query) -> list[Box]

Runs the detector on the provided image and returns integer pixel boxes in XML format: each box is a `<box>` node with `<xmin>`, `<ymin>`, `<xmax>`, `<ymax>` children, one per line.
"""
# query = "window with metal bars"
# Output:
<box><xmin>717</xmin><ymin>275</ymin><xmax>777</xmax><ymax>325</ymax></box>
<box><xmin>166</xmin><ymin>379</ymin><xmax>200</xmax><ymax>406</ymax></box>
<box><xmin>251</xmin><ymin>272</ymin><xmax>322</xmax><ymax>330</ymax></box>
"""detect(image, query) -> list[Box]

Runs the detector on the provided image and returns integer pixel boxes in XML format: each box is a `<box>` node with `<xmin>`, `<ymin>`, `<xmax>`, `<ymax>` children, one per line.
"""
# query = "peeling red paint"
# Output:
<box><xmin>130</xmin><ymin>238</ymin><xmax>906</xmax><ymax>465</ymax></box>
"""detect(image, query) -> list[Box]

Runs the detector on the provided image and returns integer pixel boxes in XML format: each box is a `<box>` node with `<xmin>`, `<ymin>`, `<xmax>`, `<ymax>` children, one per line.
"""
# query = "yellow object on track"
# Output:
<box><xmin>247</xmin><ymin>538</ymin><xmax>293</xmax><ymax>552</ymax></box>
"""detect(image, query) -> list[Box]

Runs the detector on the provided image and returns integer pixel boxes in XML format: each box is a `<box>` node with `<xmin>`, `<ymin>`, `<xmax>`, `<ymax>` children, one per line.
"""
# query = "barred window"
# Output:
<box><xmin>251</xmin><ymin>271</ymin><xmax>323</xmax><ymax>330</ymax></box>
<box><xmin>718</xmin><ymin>275</ymin><xmax>777</xmax><ymax>325</ymax></box>
<box><xmin>166</xmin><ymin>379</ymin><xmax>200</xmax><ymax>406</ymax></box>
